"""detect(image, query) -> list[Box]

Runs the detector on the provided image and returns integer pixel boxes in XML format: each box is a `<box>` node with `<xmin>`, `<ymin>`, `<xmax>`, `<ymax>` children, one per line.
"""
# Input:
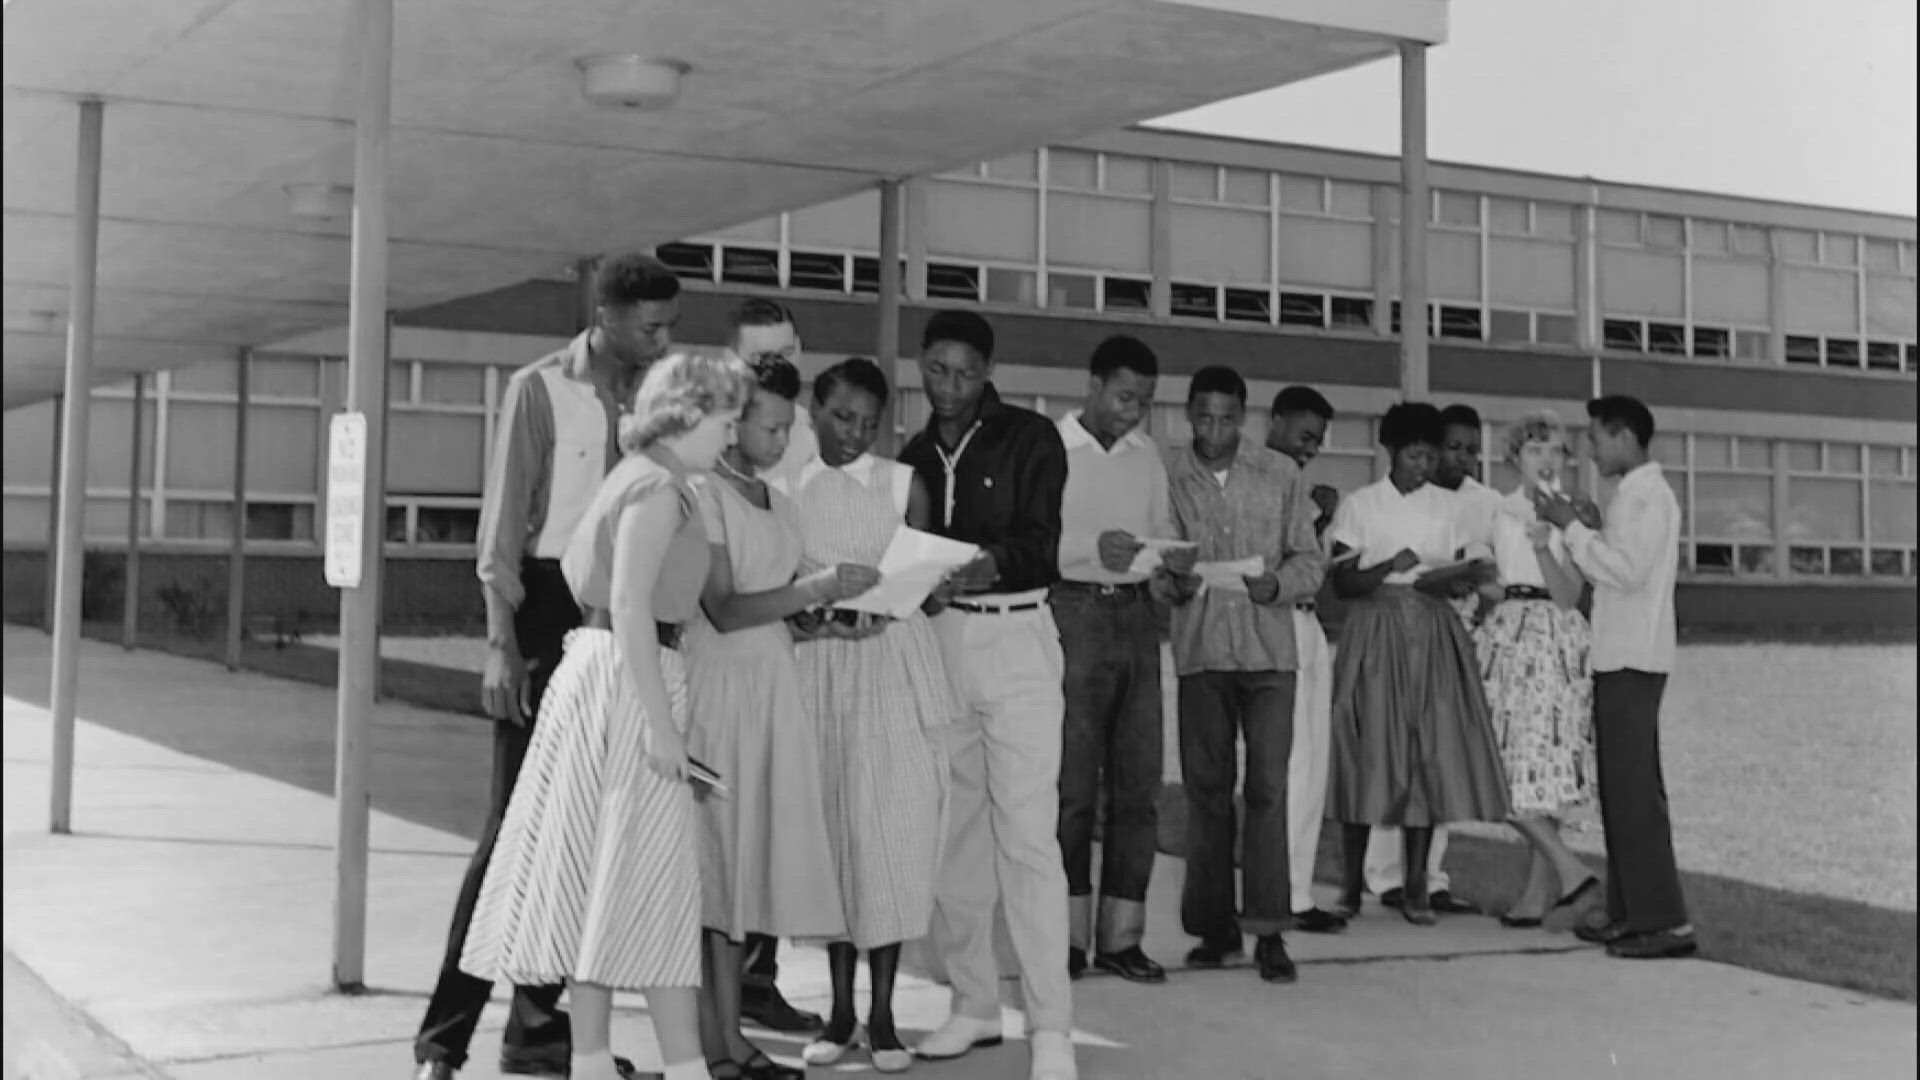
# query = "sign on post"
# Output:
<box><xmin>325</xmin><ymin>412</ymin><xmax>369</xmax><ymax>589</ymax></box>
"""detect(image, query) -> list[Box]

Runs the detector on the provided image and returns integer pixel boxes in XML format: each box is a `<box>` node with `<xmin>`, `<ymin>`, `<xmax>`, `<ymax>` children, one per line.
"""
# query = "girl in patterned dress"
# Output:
<box><xmin>782</xmin><ymin>358</ymin><xmax>959</xmax><ymax>1075</ymax></box>
<box><xmin>459</xmin><ymin>352</ymin><xmax>754</xmax><ymax>1080</ymax></box>
<box><xmin>683</xmin><ymin>355</ymin><xmax>881</xmax><ymax>1080</ymax></box>
<box><xmin>1471</xmin><ymin>410</ymin><xmax>1601</xmax><ymax>927</ymax></box>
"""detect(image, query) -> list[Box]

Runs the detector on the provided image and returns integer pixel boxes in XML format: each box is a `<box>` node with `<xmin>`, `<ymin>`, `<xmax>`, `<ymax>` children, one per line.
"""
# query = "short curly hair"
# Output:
<box><xmin>1378</xmin><ymin>402</ymin><xmax>1445</xmax><ymax>452</ymax></box>
<box><xmin>1502</xmin><ymin>408</ymin><xmax>1572</xmax><ymax>467</ymax></box>
<box><xmin>617</xmin><ymin>350</ymin><xmax>755</xmax><ymax>454</ymax></box>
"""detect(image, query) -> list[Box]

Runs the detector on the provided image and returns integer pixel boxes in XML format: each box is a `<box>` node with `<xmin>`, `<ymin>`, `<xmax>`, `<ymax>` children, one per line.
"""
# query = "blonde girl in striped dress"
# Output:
<box><xmin>782</xmin><ymin>358</ymin><xmax>958</xmax><ymax>1075</ymax></box>
<box><xmin>460</xmin><ymin>351</ymin><xmax>755</xmax><ymax>1080</ymax></box>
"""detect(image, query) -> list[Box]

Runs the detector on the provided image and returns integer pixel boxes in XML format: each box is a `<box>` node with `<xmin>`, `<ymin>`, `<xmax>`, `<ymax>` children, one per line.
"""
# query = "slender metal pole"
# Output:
<box><xmin>122</xmin><ymin>375</ymin><xmax>146</xmax><ymax>650</ymax></box>
<box><xmin>1398</xmin><ymin>42</ymin><xmax>1430</xmax><ymax>400</ymax></box>
<box><xmin>332</xmin><ymin>0</ymin><xmax>393</xmax><ymax>992</ymax></box>
<box><xmin>43</xmin><ymin>394</ymin><xmax>63</xmax><ymax>634</ymax></box>
<box><xmin>877</xmin><ymin>180</ymin><xmax>903</xmax><ymax>454</ymax></box>
<box><xmin>225</xmin><ymin>350</ymin><xmax>251</xmax><ymax>671</ymax></box>
<box><xmin>574</xmin><ymin>257</ymin><xmax>599</xmax><ymax>332</ymax></box>
<box><xmin>50</xmin><ymin>99</ymin><xmax>105</xmax><ymax>836</ymax></box>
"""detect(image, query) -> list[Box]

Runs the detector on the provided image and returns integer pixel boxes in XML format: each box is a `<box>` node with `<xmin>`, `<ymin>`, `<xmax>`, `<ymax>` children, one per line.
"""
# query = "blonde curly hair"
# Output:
<box><xmin>617</xmin><ymin>350</ymin><xmax>756</xmax><ymax>454</ymax></box>
<box><xmin>1502</xmin><ymin>408</ymin><xmax>1572</xmax><ymax>467</ymax></box>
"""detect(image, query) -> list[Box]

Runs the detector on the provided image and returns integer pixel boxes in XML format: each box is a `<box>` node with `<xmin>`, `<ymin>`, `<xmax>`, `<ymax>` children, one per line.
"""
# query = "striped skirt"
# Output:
<box><xmin>459</xmin><ymin>627</ymin><xmax>701</xmax><ymax>991</ymax></box>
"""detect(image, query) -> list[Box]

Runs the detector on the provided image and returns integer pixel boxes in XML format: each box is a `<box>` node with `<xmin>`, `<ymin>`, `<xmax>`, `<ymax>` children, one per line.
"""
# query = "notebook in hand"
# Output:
<box><xmin>686</xmin><ymin>756</ymin><xmax>730</xmax><ymax>799</ymax></box>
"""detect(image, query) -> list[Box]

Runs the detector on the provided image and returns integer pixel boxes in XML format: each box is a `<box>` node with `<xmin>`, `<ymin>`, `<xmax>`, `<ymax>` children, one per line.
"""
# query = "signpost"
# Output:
<box><xmin>325</xmin><ymin>412</ymin><xmax>368</xmax><ymax>590</ymax></box>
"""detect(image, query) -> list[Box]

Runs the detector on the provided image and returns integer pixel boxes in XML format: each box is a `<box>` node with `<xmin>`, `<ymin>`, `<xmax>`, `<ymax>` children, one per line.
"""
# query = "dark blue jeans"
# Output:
<box><xmin>1052</xmin><ymin>586</ymin><xmax>1163</xmax><ymax>907</ymax></box>
<box><xmin>1178</xmin><ymin>669</ymin><xmax>1296</xmax><ymax>942</ymax></box>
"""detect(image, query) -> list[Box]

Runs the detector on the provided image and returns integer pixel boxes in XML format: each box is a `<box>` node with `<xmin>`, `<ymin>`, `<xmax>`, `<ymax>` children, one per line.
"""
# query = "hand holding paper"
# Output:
<box><xmin>1193</xmin><ymin>556</ymin><xmax>1266</xmax><ymax>594</ymax></box>
<box><xmin>835</xmin><ymin>526</ymin><xmax>981</xmax><ymax>619</ymax></box>
<box><xmin>1127</xmin><ymin>538</ymin><xmax>1199</xmax><ymax>576</ymax></box>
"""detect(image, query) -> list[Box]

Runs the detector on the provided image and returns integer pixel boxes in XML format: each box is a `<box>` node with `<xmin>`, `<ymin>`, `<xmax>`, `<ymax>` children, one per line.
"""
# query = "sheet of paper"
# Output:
<box><xmin>836</xmin><ymin>526</ymin><xmax>982</xmax><ymax>619</ymax></box>
<box><xmin>1127</xmin><ymin>538</ymin><xmax>1198</xmax><ymax>575</ymax></box>
<box><xmin>1193</xmin><ymin>555</ymin><xmax>1266</xmax><ymax>594</ymax></box>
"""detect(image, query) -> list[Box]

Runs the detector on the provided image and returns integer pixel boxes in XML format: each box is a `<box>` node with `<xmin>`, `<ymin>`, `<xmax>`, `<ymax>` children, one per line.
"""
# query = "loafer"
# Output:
<box><xmin>1292</xmin><ymin>908</ymin><xmax>1348</xmax><ymax>934</ymax></box>
<box><xmin>1029</xmin><ymin>1030</ymin><xmax>1078</xmax><ymax>1080</ymax></box>
<box><xmin>1607</xmin><ymin>926</ymin><xmax>1699</xmax><ymax>960</ymax></box>
<box><xmin>1068</xmin><ymin>946</ymin><xmax>1087</xmax><ymax>980</ymax></box>
<box><xmin>1093</xmin><ymin>945</ymin><xmax>1167</xmax><ymax>984</ymax></box>
<box><xmin>1429</xmin><ymin>890</ymin><xmax>1481</xmax><ymax>915</ymax></box>
<box><xmin>1378</xmin><ymin>887</ymin><xmax>1406</xmax><ymax>909</ymax></box>
<box><xmin>801</xmin><ymin>1026</ymin><xmax>862</xmax><ymax>1067</ymax></box>
<box><xmin>1183</xmin><ymin>939</ymin><xmax>1245</xmax><ymax>968</ymax></box>
<box><xmin>1254</xmin><ymin>935</ymin><xmax>1297</xmax><ymax>984</ymax></box>
<box><xmin>496</xmin><ymin>1055</ymin><xmax>645</xmax><ymax>1078</ymax></box>
<box><xmin>739</xmin><ymin>985</ymin><xmax>823</xmax><ymax>1033</ymax></box>
<box><xmin>916</xmin><ymin>1015</ymin><xmax>1003</xmax><ymax>1061</ymax></box>
<box><xmin>1574</xmin><ymin>919</ymin><xmax>1631</xmax><ymax>945</ymax></box>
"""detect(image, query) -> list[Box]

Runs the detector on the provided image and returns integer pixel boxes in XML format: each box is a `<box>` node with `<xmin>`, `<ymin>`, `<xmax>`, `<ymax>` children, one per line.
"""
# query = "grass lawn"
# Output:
<box><xmin>59</xmin><ymin>620</ymin><xmax>1920</xmax><ymax>1003</ymax></box>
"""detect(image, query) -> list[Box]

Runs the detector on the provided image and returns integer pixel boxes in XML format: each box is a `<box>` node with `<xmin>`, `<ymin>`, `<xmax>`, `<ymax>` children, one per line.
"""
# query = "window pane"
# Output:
<box><xmin>1786</xmin><ymin>476</ymin><xmax>1863</xmax><ymax>541</ymax></box>
<box><xmin>1825</xmin><ymin>338</ymin><xmax>1861</xmax><ymax>368</ymax></box>
<box><xmin>1598</xmin><ymin>209</ymin><xmax>1640</xmax><ymax>243</ymax></box>
<box><xmin>1692</xmin><ymin>220</ymin><xmax>1728</xmax><ymax>252</ymax></box>
<box><xmin>1783</xmin><ymin>440</ymin><xmax>1820</xmax><ymax>471</ymax></box>
<box><xmin>1733</xmin><ymin>437</ymin><xmax>1770</xmax><ymax>470</ymax></box>
<box><xmin>984</xmin><ymin>267</ymin><xmax>1037</xmax><ymax>305</ymax></box>
<box><xmin>1731</xmin><ymin>224</ymin><xmax>1769</xmax><ymax>257</ymax></box>
<box><xmin>1103</xmin><ymin>276</ymin><xmax>1151</xmax><ymax>311</ymax></box>
<box><xmin>1785</xmin><ymin>335</ymin><xmax>1823</xmax><ymax>365</ymax></box>
<box><xmin>985</xmin><ymin>150</ymin><xmax>1038</xmax><ymax>182</ymax></box>
<box><xmin>1224</xmin><ymin>287</ymin><xmax>1272</xmax><ymax>324</ymax></box>
<box><xmin>1329</xmin><ymin>181</ymin><xmax>1373</xmax><ymax>218</ymax></box>
<box><xmin>656</xmin><ymin>241</ymin><xmax>714</xmax><ymax>281</ymax></box>
<box><xmin>252</xmin><ymin>357</ymin><xmax>320</xmax><ymax>399</ymax></box>
<box><xmin>1103</xmin><ymin>154</ymin><xmax>1152</xmax><ymax>195</ymax></box>
<box><xmin>1171</xmin><ymin>282</ymin><xmax>1219</xmax><ymax>319</ymax></box>
<box><xmin>1828</xmin><ymin>443</ymin><xmax>1862</xmax><ymax>473</ymax></box>
<box><xmin>720</xmin><ymin>246</ymin><xmax>779</xmax><ymax>286</ymax></box>
<box><xmin>1277</xmin><ymin>174</ymin><xmax>1322</xmax><ymax>212</ymax></box>
<box><xmin>1694</xmin><ymin>434</ymin><xmax>1732</xmax><ymax>469</ymax></box>
<box><xmin>1328</xmin><ymin>417</ymin><xmax>1373</xmax><ymax>449</ymax></box>
<box><xmin>1645</xmin><ymin>215</ymin><xmax>1684</xmax><ymax>249</ymax></box>
<box><xmin>1170</xmin><ymin>163</ymin><xmax>1218</xmax><ymax>201</ymax></box>
<box><xmin>1437</xmin><ymin>305</ymin><xmax>1483</xmax><ymax>340</ymax></box>
<box><xmin>1694</xmin><ymin>472</ymin><xmax>1772</xmax><ymax>539</ymax></box>
<box><xmin>245</xmin><ymin>502</ymin><xmax>314</xmax><ymax>541</ymax></box>
<box><xmin>1048</xmin><ymin>272</ymin><xmax>1097</xmax><ymax>310</ymax></box>
<box><xmin>1047</xmin><ymin>148</ymin><xmax>1097</xmax><ymax>190</ymax></box>
<box><xmin>926</xmin><ymin>263</ymin><xmax>981</xmax><ymax>301</ymax></box>
<box><xmin>1739</xmin><ymin>545</ymin><xmax>1776</xmax><ymax>576</ymax></box>
<box><xmin>1871</xmin><ymin>549</ymin><xmax>1906</xmax><ymax>576</ymax></box>
<box><xmin>1831</xmin><ymin>547</ymin><xmax>1866</xmax><ymax>575</ymax></box>
<box><xmin>1436</xmin><ymin>191</ymin><xmax>1480</xmax><ymax>227</ymax></box>
<box><xmin>1222</xmin><ymin>168</ymin><xmax>1269</xmax><ymax>207</ymax></box>
<box><xmin>1694</xmin><ymin>543</ymin><xmax>1734</xmax><ymax>574</ymax></box>
<box><xmin>420</xmin><ymin>363</ymin><xmax>485</xmax><ymax>406</ymax></box>
<box><xmin>418</xmin><ymin>506</ymin><xmax>481</xmax><ymax>545</ymax></box>
<box><xmin>1279</xmin><ymin>291</ymin><xmax>1326</xmax><ymax>328</ymax></box>
<box><xmin>171</xmin><ymin>361</ymin><xmax>239</xmax><ymax>395</ymax></box>
<box><xmin>389</xmin><ymin>364</ymin><xmax>412</xmax><ymax>405</ymax></box>
<box><xmin>1864</xmin><ymin>238</ymin><xmax>1900</xmax><ymax>272</ymax></box>
<box><xmin>1822</xmin><ymin>233</ymin><xmax>1858</xmax><ymax>266</ymax></box>
<box><xmin>1868</xmin><ymin>446</ymin><xmax>1902</xmax><ymax>477</ymax></box>
<box><xmin>1532</xmin><ymin>202</ymin><xmax>1576</xmax><ymax>238</ymax></box>
<box><xmin>1788</xmin><ymin>546</ymin><xmax>1826</xmax><ymax>575</ymax></box>
<box><xmin>851</xmin><ymin>256</ymin><xmax>903</xmax><ymax>295</ymax></box>
<box><xmin>1734</xmin><ymin>330</ymin><xmax>1770</xmax><ymax>361</ymax></box>
<box><xmin>385</xmin><ymin>505</ymin><xmax>410</xmax><ymax>543</ymax></box>
<box><xmin>1775</xmin><ymin>229</ymin><xmax>1817</xmax><ymax>261</ymax></box>
<box><xmin>1307</xmin><ymin>453</ymin><xmax>1376</xmax><ymax>494</ymax></box>
<box><xmin>1487</xmin><ymin>198</ymin><xmax>1528</xmax><ymax>234</ymax></box>
<box><xmin>788</xmin><ymin>250</ymin><xmax>846</xmax><ymax>292</ymax></box>
<box><xmin>1870</xmin><ymin>480</ymin><xmax>1916</xmax><ymax>544</ymax></box>
<box><xmin>1867</xmin><ymin>341</ymin><xmax>1902</xmax><ymax>371</ymax></box>
<box><xmin>1488</xmin><ymin>308</ymin><xmax>1531</xmax><ymax>343</ymax></box>
<box><xmin>1329</xmin><ymin>296</ymin><xmax>1373</xmax><ymax>330</ymax></box>
<box><xmin>1536</xmin><ymin>313</ymin><xmax>1577</xmax><ymax>346</ymax></box>
<box><xmin>1691</xmin><ymin>326</ymin><xmax>1730</xmax><ymax>358</ymax></box>
<box><xmin>1650</xmin><ymin>433</ymin><xmax>1686</xmax><ymax>467</ymax></box>
<box><xmin>1647</xmin><ymin>322</ymin><xmax>1687</xmax><ymax>355</ymax></box>
<box><xmin>1604</xmin><ymin>318</ymin><xmax>1644</xmax><ymax>351</ymax></box>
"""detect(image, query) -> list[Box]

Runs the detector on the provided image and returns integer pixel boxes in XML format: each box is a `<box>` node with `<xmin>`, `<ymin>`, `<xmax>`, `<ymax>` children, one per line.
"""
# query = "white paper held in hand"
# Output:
<box><xmin>1127</xmin><ymin>538</ymin><xmax>1199</xmax><ymax>575</ymax></box>
<box><xmin>835</xmin><ymin>526</ymin><xmax>982</xmax><ymax>619</ymax></box>
<box><xmin>1193</xmin><ymin>555</ymin><xmax>1266</xmax><ymax>594</ymax></box>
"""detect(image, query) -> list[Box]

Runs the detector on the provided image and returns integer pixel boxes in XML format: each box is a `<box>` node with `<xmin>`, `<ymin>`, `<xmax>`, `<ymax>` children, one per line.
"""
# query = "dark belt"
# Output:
<box><xmin>948</xmin><ymin>598</ymin><xmax>1046</xmax><ymax>615</ymax></box>
<box><xmin>1051</xmin><ymin>580</ymin><xmax>1151</xmax><ymax>601</ymax></box>
<box><xmin>1504</xmin><ymin>585</ymin><xmax>1552</xmax><ymax>602</ymax></box>
<box><xmin>1295</xmin><ymin>601</ymin><xmax>1317</xmax><ymax>613</ymax></box>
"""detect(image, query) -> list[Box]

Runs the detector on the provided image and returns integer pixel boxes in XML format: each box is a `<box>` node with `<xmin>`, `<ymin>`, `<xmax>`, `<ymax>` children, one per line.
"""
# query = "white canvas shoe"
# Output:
<box><xmin>915</xmin><ymin>1015</ymin><xmax>1004</xmax><ymax>1060</ymax></box>
<box><xmin>1029</xmin><ymin>1031</ymin><xmax>1078</xmax><ymax>1080</ymax></box>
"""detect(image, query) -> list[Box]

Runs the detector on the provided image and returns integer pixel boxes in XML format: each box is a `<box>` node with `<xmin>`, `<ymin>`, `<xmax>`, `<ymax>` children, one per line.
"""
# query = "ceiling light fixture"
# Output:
<box><xmin>285</xmin><ymin>182</ymin><xmax>354</xmax><ymax>221</ymax></box>
<box><xmin>575</xmin><ymin>54</ymin><xmax>689</xmax><ymax>111</ymax></box>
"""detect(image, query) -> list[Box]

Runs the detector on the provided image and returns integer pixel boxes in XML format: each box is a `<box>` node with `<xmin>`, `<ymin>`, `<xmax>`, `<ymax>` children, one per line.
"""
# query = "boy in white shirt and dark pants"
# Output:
<box><xmin>1536</xmin><ymin>394</ymin><xmax>1697</xmax><ymax>960</ymax></box>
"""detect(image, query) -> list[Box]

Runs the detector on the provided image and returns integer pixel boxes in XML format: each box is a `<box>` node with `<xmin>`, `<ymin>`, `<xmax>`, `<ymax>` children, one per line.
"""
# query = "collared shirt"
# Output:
<box><xmin>1565</xmin><ymin>462</ymin><xmax>1679</xmax><ymax>673</ymax></box>
<box><xmin>475</xmin><ymin>332</ymin><xmax>636</xmax><ymax>609</ymax></box>
<box><xmin>1328</xmin><ymin>478</ymin><xmax>1462</xmax><ymax>586</ymax></box>
<box><xmin>1165</xmin><ymin>441</ymin><xmax>1327</xmax><ymax>676</ymax></box>
<box><xmin>1056</xmin><ymin>412</ymin><xmax>1174</xmax><ymax>585</ymax></box>
<box><xmin>1488</xmin><ymin>487</ymin><xmax>1567</xmax><ymax>588</ymax></box>
<box><xmin>899</xmin><ymin>384</ymin><xmax>1067</xmax><ymax>596</ymax></box>
<box><xmin>762</xmin><ymin>407</ymin><xmax>819</xmax><ymax>492</ymax></box>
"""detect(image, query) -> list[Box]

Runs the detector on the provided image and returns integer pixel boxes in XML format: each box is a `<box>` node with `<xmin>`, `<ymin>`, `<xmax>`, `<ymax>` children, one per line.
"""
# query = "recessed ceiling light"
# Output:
<box><xmin>285</xmin><ymin>182</ymin><xmax>354</xmax><ymax>221</ymax></box>
<box><xmin>575</xmin><ymin>54</ymin><xmax>689</xmax><ymax>111</ymax></box>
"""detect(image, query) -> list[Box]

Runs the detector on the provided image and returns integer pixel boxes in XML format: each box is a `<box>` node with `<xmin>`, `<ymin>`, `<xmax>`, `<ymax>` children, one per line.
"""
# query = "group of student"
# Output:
<box><xmin>405</xmin><ymin>251</ymin><xmax>1696</xmax><ymax>1080</ymax></box>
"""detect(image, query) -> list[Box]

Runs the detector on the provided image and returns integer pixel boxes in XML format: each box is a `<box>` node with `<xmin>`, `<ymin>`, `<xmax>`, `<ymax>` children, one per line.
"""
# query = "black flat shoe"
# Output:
<box><xmin>1332</xmin><ymin>890</ymin><xmax>1364</xmax><ymax>919</ymax></box>
<box><xmin>1293</xmin><ymin>908</ymin><xmax>1349</xmax><ymax>934</ymax></box>
<box><xmin>737</xmin><ymin>1050</ymin><xmax>804</xmax><ymax>1080</ymax></box>
<box><xmin>1254</xmin><ymin>935</ymin><xmax>1298</xmax><ymax>984</ymax></box>
<box><xmin>1184</xmin><ymin>939</ymin><xmax>1246</xmax><ymax>968</ymax></box>
<box><xmin>1068</xmin><ymin>946</ymin><xmax>1088</xmax><ymax>980</ymax></box>
<box><xmin>1378</xmin><ymin>887</ymin><xmax>1405</xmax><ymax>909</ymax></box>
<box><xmin>1606</xmin><ymin>926</ymin><xmax>1699</xmax><ymax>960</ymax></box>
<box><xmin>739</xmin><ymin>986</ymin><xmax>823</xmax><ymax>1034</ymax></box>
<box><xmin>1094</xmin><ymin>945</ymin><xmax>1168</xmax><ymax>984</ymax></box>
<box><xmin>498</xmin><ymin>1054</ymin><xmax>644</xmax><ymax>1077</ymax></box>
<box><xmin>1499</xmin><ymin>913</ymin><xmax>1544</xmax><ymax>928</ymax></box>
<box><xmin>1401</xmin><ymin>905</ymin><xmax>1438</xmax><ymax>927</ymax></box>
<box><xmin>1428</xmin><ymin>890</ymin><xmax>1481</xmax><ymax>915</ymax></box>
<box><xmin>1574</xmin><ymin>919</ymin><xmax>1630</xmax><ymax>945</ymax></box>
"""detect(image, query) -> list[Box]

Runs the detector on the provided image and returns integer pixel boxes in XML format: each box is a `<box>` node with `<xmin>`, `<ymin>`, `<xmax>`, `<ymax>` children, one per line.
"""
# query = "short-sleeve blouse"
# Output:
<box><xmin>560</xmin><ymin>447</ymin><xmax>710</xmax><ymax>623</ymax></box>
<box><xmin>1487</xmin><ymin>487</ymin><xmax>1569</xmax><ymax>589</ymax></box>
<box><xmin>1327</xmin><ymin>477</ymin><xmax>1461</xmax><ymax>586</ymax></box>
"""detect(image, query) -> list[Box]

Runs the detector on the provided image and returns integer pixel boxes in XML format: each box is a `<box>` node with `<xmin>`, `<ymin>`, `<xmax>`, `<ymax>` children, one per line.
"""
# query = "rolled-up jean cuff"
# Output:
<box><xmin>1096</xmin><ymin>896</ymin><xmax>1147</xmax><ymax>954</ymax></box>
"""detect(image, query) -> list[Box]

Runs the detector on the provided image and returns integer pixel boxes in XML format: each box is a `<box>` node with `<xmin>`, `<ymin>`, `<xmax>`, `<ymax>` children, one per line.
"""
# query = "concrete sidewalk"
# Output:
<box><xmin>2</xmin><ymin>626</ymin><xmax>1913</xmax><ymax>1080</ymax></box>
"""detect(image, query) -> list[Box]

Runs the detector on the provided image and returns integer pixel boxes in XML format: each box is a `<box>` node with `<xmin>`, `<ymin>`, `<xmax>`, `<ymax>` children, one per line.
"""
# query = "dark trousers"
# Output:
<box><xmin>1053</xmin><ymin>587</ymin><xmax>1163</xmax><ymax>905</ymax></box>
<box><xmin>1592</xmin><ymin>669</ymin><xmax>1689</xmax><ymax>934</ymax></box>
<box><xmin>742</xmin><ymin>933</ymin><xmax>781</xmax><ymax>986</ymax></box>
<box><xmin>416</xmin><ymin>560</ymin><xmax>581</xmax><ymax>1070</ymax></box>
<box><xmin>1178</xmin><ymin>670</ymin><xmax>1296</xmax><ymax>942</ymax></box>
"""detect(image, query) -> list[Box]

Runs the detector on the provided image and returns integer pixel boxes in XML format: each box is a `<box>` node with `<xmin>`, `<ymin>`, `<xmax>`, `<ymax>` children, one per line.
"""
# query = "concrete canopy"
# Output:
<box><xmin>2</xmin><ymin>0</ymin><xmax>1447</xmax><ymax>408</ymax></box>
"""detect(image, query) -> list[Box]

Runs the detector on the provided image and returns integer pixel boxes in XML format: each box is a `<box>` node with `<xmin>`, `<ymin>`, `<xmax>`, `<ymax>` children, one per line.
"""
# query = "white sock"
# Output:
<box><xmin>570</xmin><ymin>1051</ymin><xmax>622</xmax><ymax>1080</ymax></box>
<box><xmin>663</xmin><ymin>1061</ymin><xmax>708</xmax><ymax>1080</ymax></box>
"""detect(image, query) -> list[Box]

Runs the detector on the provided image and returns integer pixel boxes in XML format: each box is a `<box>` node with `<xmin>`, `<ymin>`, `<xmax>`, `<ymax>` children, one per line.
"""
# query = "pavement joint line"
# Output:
<box><xmin>4</xmin><ymin>948</ymin><xmax>174</xmax><ymax>1080</ymax></box>
<box><xmin>156</xmin><ymin>1035</ymin><xmax>417</xmax><ymax>1070</ymax></box>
